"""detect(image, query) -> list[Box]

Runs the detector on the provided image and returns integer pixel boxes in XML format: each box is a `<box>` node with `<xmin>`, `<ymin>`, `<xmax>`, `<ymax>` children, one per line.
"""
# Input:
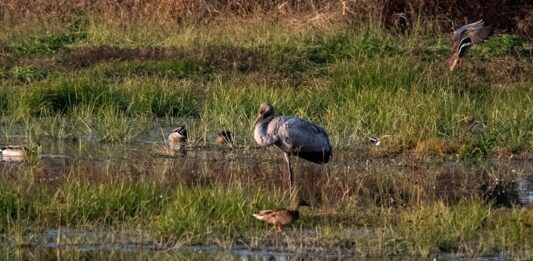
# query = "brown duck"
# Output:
<box><xmin>214</xmin><ymin>130</ymin><xmax>234</xmax><ymax>146</ymax></box>
<box><xmin>252</xmin><ymin>199</ymin><xmax>310</xmax><ymax>232</ymax></box>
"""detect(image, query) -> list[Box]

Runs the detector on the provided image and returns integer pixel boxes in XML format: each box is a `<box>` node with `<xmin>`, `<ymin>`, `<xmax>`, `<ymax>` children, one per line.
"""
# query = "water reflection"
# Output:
<box><xmin>0</xmin><ymin>155</ymin><xmax>25</xmax><ymax>162</ymax></box>
<box><xmin>0</xmin><ymin>247</ymin><xmax>313</xmax><ymax>261</ymax></box>
<box><xmin>0</xmin><ymin>228</ymin><xmax>342</xmax><ymax>260</ymax></box>
<box><xmin>0</xmin><ymin>243</ymin><xmax>516</xmax><ymax>260</ymax></box>
<box><xmin>0</xmin><ymin>138</ymin><xmax>532</xmax><ymax>207</ymax></box>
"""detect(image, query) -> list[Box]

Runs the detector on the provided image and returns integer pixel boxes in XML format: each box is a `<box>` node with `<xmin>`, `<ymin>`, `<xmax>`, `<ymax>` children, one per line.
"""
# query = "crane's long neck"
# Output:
<box><xmin>254</xmin><ymin>115</ymin><xmax>277</xmax><ymax>146</ymax></box>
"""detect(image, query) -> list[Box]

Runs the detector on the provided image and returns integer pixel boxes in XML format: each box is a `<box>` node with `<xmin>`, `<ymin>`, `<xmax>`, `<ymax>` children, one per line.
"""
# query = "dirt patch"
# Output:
<box><xmin>60</xmin><ymin>46</ymin><xmax>187</xmax><ymax>68</ymax></box>
<box><xmin>475</xmin><ymin>57</ymin><xmax>533</xmax><ymax>84</ymax></box>
<box><xmin>60</xmin><ymin>44</ymin><xmax>273</xmax><ymax>72</ymax></box>
<box><xmin>0</xmin><ymin>47</ymin><xmax>16</xmax><ymax>69</ymax></box>
<box><xmin>202</xmin><ymin>45</ymin><xmax>271</xmax><ymax>73</ymax></box>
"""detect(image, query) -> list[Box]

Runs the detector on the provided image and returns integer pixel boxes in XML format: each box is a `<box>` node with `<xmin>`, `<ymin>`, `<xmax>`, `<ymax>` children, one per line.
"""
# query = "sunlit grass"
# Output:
<box><xmin>2</xmin><ymin>17</ymin><xmax>529</xmax><ymax>152</ymax></box>
<box><xmin>0</xmin><ymin>12</ymin><xmax>532</xmax><ymax>259</ymax></box>
<box><xmin>0</xmin><ymin>172</ymin><xmax>531</xmax><ymax>257</ymax></box>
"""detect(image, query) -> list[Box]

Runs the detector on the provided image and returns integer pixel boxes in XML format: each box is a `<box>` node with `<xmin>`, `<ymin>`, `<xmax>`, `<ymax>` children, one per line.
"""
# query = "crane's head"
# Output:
<box><xmin>254</xmin><ymin>102</ymin><xmax>274</xmax><ymax>125</ymax></box>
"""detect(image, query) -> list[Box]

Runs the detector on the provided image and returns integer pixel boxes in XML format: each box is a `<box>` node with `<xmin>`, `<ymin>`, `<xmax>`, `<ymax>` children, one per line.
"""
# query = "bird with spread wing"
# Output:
<box><xmin>448</xmin><ymin>20</ymin><xmax>494</xmax><ymax>71</ymax></box>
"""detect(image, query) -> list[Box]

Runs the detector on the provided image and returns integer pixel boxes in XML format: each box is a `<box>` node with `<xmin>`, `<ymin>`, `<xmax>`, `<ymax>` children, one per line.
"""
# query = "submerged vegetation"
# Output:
<box><xmin>0</xmin><ymin>0</ymin><xmax>532</xmax><ymax>258</ymax></box>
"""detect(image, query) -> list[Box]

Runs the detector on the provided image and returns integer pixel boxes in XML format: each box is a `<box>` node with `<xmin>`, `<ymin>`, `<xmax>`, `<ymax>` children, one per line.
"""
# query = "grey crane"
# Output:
<box><xmin>253</xmin><ymin>102</ymin><xmax>332</xmax><ymax>189</ymax></box>
<box><xmin>448</xmin><ymin>20</ymin><xmax>493</xmax><ymax>71</ymax></box>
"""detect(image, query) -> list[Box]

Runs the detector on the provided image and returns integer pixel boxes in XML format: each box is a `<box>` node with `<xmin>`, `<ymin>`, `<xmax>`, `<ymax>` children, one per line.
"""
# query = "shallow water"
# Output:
<box><xmin>0</xmin><ymin>228</ymin><xmax>515</xmax><ymax>260</ymax></box>
<box><xmin>0</xmin><ymin>125</ymin><xmax>532</xmax><ymax>259</ymax></box>
<box><xmin>2</xmin><ymin>138</ymin><xmax>531</xmax><ymax>206</ymax></box>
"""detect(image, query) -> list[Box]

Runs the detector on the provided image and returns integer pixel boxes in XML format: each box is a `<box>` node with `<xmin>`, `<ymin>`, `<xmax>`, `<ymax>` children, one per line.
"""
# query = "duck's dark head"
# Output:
<box><xmin>173</xmin><ymin>126</ymin><xmax>187</xmax><ymax>137</ymax></box>
<box><xmin>169</xmin><ymin>125</ymin><xmax>187</xmax><ymax>142</ymax></box>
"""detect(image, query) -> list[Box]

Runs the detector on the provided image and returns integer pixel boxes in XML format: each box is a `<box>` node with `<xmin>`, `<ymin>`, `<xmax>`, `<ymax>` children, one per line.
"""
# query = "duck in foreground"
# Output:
<box><xmin>168</xmin><ymin>125</ymin><xmax>187</xmax><ymax>151</ymax></box>
<box><xmin>449</xmin><ymin>19</ymin><xmax>494</xmax><ymax>71</ymax></box>
<box><xmin>253</xmin><ymin>102</ymin><xmax>332</xmax><ymax>189</ymax></box>
<box><xmin>252</xmin><ymin>198</ymin><xmax>310</xmax><ymax>232</ymax></box>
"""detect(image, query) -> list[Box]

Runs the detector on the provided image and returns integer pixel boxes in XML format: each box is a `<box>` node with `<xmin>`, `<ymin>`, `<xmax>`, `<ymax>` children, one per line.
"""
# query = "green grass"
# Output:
<box><xmin>154</xmin><ymin>184</ymin><xmax>286</xmax><ymax>242</ymax></box>
<box><xmin>7</xmin><ymin>15</ymin><xmax>89</xmax><ymax>57</ymax></box>
<box><xmin>0</xmin><ymin>165</ymin><xmax>531</xmax><ymax>257</ymax></box>
<box><xmin>0</xmin><ymin>15</ymin><xmax>532</xmax><ymax>258</ymax></box>
<box><xmin>1</xmin><ymin>17</ymin><xmax>530</xmax><ymax>155</ymax></box>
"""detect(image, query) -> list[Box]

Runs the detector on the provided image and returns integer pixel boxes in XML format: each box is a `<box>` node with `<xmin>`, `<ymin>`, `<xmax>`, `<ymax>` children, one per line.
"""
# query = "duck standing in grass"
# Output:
<box><xmin>168</xmin><ymin>125</ymin><xmax>187</xmax><ymax>151</ymax></box>
<box><xmin>449</xmin><ymin>20</ymin><xmax>494</xmax><ymax>71</ymax></box>
<box><xmin>253</xmin><ymin>102</ymin><xmax>332</xmax><ymax>189</ymax></box>
<box><xmin>253</xmin><ymin>198</ymin><xmax>310</xmax><ymax>232</ymax></box>
<box><xmin>215</xmin><ymin>130</ymin><xmax>234</xmax><ymax>147</ymax></box>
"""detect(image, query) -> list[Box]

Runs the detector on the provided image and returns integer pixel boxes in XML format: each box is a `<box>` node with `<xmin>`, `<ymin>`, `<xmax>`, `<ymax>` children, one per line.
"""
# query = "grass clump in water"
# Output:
<box><xmin>395</xmin><ymin>200</ymin><xmax>491</xmax><ymax>256</ymax></box>
<box><xmin>154</xmin><ymin>184</ymin><xmax>286</xmax><ymax>243</ymax></box>
<box><xmin>95</xmin><ymin>107</ymin><xmax>145</xmax><ymax>143</ymax></box>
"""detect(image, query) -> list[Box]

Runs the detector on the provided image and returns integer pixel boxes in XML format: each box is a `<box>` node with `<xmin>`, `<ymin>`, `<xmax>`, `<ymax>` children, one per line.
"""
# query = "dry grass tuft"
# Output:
<box><xmin>414</xmin><ymin>138</ymin><xmax>446</xmax><ymax>156</ymax></box>
<box><xmin>1</xmin><ymin>1</ymin><xmax>531</xmax><ymax>38</ymax></box>
<box><xmin>475</xmin><ymin>57</ymin><xmax>533</xmax><ymax>84</ymax></box>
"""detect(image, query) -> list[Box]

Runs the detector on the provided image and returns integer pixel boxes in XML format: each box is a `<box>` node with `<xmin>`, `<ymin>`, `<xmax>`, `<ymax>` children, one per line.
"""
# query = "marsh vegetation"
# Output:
<box><xmin>1</xmin><ymin>0</ymin><xmax>532</xmax><ymax>259</ymax></box>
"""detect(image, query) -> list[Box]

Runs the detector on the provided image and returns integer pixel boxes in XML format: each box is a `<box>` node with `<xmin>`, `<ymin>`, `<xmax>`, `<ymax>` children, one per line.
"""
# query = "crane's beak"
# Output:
<box><xmin>253</xmin><ymin>114</ymin><xmax>262</xmax><ymax>126</ymax></box>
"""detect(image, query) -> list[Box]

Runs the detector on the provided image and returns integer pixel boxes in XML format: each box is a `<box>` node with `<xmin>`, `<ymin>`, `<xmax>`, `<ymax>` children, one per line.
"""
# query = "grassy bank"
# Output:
<box><xmin>1</xmin><ymin>17</ymin><xmax>531</xmax><ymax>158</ymax></box>
<box><xmin>0</xmin><ymin>158</ymin><xmax>531</xmax><ymax>258</ymax></box>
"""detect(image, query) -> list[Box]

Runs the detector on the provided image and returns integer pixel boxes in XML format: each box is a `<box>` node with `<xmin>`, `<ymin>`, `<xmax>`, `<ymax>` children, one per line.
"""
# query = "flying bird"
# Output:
<box><xmin>252</xmin><ymin>198</ymin><xmax>310</xmax><ymax>232</ymax></box>
<box><xmin>253</xmin><ymin>102</ymin><xmax>332</xmax><ymax>189</ymax></box>
<box><xmin>448</xmin><ymin>20</ymin><xmax>494</xmax><ymax>71</ymax></box>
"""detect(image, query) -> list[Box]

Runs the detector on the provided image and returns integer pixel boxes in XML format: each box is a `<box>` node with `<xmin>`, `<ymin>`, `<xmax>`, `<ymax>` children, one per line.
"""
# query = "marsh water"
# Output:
<box><xmin>1</xmin><ymin>124</ymin><xmax>532</xmax><ymax>260</ymax></box>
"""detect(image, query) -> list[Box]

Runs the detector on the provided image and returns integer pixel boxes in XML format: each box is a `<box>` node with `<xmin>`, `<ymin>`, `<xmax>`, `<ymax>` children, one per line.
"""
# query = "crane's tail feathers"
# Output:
<box><xmin>294</xmin><ymin>150</ymin><xmax>332</xmax><ymax>164</ymax></box>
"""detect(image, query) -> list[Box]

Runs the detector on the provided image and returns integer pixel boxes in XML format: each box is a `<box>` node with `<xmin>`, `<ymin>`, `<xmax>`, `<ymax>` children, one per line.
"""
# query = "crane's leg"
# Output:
<box><xmin>284</xmin><ymin>152</ymin><xmax>293</xmax><ymax>190</ymax></box>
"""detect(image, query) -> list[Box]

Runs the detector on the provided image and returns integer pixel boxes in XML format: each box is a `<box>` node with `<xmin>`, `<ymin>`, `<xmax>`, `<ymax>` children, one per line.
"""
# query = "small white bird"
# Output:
<box><xmin>253</xmin><ymin>102</ymin><xmax>332</xmax><ymax>189</ymax></box>
<box><xmin>448</xmin><ymin>20</ymin><xmax>494</xmax><ymax>71</ymax></box>
<box><xmin>369</xmin><ymin>137</ymin><xmax>381</xmax><ymax>146</ymax></box>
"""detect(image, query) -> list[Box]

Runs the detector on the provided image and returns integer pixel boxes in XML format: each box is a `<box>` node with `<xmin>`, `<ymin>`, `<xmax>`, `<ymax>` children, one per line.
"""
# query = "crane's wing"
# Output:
<box><xmin>277</xmin><ymin>117</ymin><xmax>332</xmax><ymax>164</ymax></box>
